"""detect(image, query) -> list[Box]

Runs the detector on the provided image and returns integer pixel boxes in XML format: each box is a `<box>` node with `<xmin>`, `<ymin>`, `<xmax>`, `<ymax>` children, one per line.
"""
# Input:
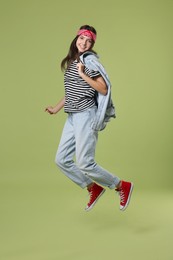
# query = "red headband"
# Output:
<box><xmin>77</xmin><ymin>29</ymin><xmax>96</xmax><ymax>42</ymax></box>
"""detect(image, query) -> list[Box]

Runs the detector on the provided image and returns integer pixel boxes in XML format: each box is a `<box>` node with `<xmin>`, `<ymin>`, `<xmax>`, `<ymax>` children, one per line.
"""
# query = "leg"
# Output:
<box><xmin>73</xmin><ymin>108</ymin><xmax>134</xmax><ymax>211</ymax></box>
<box><xmin>55</xmin><ymin>114</ymin><xmax>93</xmax><ymax>189</ymax></box>
<box><xmin>73</xmin><ymin>107</ymin><xmax>120</xmax><ymax>189</ymax></box>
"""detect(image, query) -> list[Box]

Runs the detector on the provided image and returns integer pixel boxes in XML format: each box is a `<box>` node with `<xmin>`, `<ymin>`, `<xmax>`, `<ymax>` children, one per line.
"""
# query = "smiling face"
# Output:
<box><xmin>76</xmin><ymin>34</ymin><xmax>93</xmax><ymax>53</ymax></box>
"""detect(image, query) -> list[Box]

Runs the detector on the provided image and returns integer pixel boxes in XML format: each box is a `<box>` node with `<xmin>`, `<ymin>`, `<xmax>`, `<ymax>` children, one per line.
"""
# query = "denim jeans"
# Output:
<box><xmin>55</xmin><ymin>106</ymin><xmax>120</xmax><ymax>189</ymax></box>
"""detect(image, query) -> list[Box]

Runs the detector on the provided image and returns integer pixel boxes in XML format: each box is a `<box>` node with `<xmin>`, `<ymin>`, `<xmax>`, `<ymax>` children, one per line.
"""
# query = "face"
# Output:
<box><xmin>76</xmin><ymin>34</ymin><xmax>93</xmax><ymax>53</ymax></box>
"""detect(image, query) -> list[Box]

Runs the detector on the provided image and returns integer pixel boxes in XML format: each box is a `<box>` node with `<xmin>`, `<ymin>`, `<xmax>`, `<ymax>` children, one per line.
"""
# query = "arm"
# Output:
<box><xmin>77</xmin><ymin>62</ymin><xmax>108</xmax><ymax>96</ymax></box>
<box><xmin>45</xmin><ymin>96</ymin><xmax>65</xmax><ymax>115</ymax></box>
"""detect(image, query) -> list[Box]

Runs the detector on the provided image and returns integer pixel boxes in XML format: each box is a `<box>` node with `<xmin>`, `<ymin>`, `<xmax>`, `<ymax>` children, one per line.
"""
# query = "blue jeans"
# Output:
<box><xmin>55</xmin><ymin>106</ymin><xmax>120</xmax><ymax>189</ymax></box>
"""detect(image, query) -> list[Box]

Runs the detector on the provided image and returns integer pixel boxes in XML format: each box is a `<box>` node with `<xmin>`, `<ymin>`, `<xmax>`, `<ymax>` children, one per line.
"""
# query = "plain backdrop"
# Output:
<box><xmin>0</xmin><ymin>1</ymin><xmax>173</xmax><ymax>260</ymax></box>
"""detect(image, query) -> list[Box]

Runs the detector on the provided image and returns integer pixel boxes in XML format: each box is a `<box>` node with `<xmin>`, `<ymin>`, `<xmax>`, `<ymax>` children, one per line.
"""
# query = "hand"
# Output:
<box><xmin>45</xmin><ymin>106</ymin><xmax>56</xmax><ymax>115</ymax></box>
<box><xmin>77</xmin><ymin>62</ymin><xmax>85</xmax><ymax>76</ymax></box>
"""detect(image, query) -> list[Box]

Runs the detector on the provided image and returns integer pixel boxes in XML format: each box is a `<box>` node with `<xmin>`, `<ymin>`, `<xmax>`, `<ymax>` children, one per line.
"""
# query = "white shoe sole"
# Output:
<box><xmin>85</xmin><ymin>189</ymin><xmax>106</xmax><ymax>212</ymax></box>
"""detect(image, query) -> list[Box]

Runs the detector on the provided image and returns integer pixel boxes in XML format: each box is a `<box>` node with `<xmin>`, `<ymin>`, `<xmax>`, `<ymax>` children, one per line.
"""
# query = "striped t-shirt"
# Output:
<box><xmin>64</xmin><ymin>60</ymin><xmax>100</xmax><ymax>112</ymax></box>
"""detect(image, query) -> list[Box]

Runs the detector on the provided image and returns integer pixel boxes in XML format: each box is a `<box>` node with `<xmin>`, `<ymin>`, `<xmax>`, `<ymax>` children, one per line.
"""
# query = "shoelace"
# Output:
<box><xmin>88</xmin><ymin>189</ymin><xmax>94</xmax><ymax>204</ymax></box>
<box><xmin>117</xmin><ymin>188</ymin><xmax>125</xmax><ymax>204</ymax></box>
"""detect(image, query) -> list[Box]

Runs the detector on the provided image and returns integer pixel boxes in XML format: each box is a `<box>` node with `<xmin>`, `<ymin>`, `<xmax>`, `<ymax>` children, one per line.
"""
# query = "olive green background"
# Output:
<box><xmin>0</xmin><ymin>0</ymin><xmax>173</xmax><ymax>259</ymax></box>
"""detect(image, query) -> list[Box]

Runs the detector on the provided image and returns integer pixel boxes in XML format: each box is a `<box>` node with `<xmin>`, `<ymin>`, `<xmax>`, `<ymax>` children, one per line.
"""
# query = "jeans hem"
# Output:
<box><xmin>81</xmin><ymin>181</ymin><xmax>93</xmax><ymax>189</ymax></box>
<box><xmin>109</xmin><ymin>179</ymin><xmax>120</xmax><ymax>189</ymax></box>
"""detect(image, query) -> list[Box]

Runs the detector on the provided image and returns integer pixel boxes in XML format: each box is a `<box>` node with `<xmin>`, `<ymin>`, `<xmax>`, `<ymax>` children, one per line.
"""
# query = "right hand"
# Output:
<box><xmin>45</xmin><ymin>106</ymin><xmax>56</xmax><ymax>115</ymax></box>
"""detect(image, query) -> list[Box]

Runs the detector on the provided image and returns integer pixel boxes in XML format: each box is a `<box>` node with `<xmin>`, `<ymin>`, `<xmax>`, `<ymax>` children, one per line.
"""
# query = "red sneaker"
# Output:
<box><xmin>85</xmin><ymin>183</ymin><xmax>105</xmax><ymax>211</ymax></box>
<box><xmin>116</xmin><ymin>181</ymin><xmax>134</xmax><ymax>211</ymax></box>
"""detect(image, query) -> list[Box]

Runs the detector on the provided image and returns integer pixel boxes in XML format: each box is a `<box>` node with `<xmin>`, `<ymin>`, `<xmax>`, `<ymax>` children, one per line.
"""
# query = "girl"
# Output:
<box><xmin>45</xmin><ymin>25</ymin><xmax>133</xmax><ymax>211</ymax></box>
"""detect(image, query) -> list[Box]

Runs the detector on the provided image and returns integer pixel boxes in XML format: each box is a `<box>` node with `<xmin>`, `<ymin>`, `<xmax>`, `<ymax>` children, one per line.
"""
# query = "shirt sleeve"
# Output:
<box><xmin>85</xmin><ymin>67</ymin><xmax>100</xmax><ymax>78</ymax></box>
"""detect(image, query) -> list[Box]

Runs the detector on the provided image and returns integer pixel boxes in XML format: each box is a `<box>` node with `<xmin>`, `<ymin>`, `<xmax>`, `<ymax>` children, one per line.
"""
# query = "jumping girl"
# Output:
<box><xmin>45</xmin><ymin>25</ymin><xmax>133</xmax><ymax>211</ymax></box>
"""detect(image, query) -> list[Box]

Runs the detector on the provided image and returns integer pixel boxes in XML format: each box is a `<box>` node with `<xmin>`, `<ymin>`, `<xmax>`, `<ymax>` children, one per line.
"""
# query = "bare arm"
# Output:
<box><xmin>45</xmin><ymin>96</ymin><xmax>65</xmax><ymax>115</ymax></box>
<box><xmin>77</xmin><ymin>62</ymin><xmax>108</xmax><ymax>96</ymax></box>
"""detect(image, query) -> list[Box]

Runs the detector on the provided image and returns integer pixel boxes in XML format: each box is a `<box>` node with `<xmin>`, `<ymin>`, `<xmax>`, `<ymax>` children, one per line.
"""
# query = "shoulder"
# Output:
<box><xmin>80</xmin><ymin>51</ymin><xmax>99</xmax><ymax>63</ymax></box>
<box><xmin>80</xmin><ymin>51</ymin><xmax>101</xmax><ymax>71</ymax></box>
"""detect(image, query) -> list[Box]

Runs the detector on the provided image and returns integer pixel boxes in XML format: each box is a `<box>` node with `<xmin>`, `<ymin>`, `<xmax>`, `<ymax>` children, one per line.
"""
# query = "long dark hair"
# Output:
<box><xmin>61</xmin><ymin>25</ymin><xmax>97</xmax><ymax>71</ymax></box>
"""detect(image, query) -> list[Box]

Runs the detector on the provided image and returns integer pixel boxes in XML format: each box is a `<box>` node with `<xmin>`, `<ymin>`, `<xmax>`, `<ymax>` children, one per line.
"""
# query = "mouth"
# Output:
<box><xmin>79</xmin><ymin>46</ymin><xmax>86</xmax><ymax>50</ymax></box>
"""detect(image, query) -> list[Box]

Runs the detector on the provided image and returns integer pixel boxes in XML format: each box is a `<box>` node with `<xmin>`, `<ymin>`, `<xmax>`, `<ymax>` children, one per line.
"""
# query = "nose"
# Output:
<box><xmin>82</xmin><ymin>39</ymin><xmax>87</xmax><ymax>46</ymax></box>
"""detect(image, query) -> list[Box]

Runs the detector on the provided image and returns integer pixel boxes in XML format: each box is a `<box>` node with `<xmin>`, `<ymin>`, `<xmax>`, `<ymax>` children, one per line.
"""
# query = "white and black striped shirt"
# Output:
<box><xmin>64</xmin><ymin>60</ymin><xmax>100</xmax><ymax>112</ymax></box>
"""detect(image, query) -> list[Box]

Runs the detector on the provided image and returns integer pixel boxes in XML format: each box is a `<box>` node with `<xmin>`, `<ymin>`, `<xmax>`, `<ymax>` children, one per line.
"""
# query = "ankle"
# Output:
<box><xmin>116</xmin><ymin>180</ymin><xmax>122</xmax><ymax>190</ymax></box>
<box><xmin>87</xmin><ymin>183</ymin><xmax>94</xmax><ymax>190</ymax></box>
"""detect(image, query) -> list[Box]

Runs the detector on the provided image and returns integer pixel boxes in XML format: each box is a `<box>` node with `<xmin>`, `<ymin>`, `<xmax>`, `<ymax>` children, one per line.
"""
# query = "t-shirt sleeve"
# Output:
<box><xmin>85</xmin><ymin>67</ymin><xmax>100</xmax><ymax>78</ymax></box>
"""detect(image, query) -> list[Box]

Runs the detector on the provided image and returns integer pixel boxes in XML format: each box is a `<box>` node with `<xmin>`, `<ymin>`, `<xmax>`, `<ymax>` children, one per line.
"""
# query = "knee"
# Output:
<box><xmin>77</xmin><ymin>160</ymin><xmax>96</xmax><ymax>173</ymax></box>
<box><xmin>55</xmin><ymin>153</ymin><xmax>63</xmax><ymax>168</ymax></box>
<box><xmin>55</xmin><ymin>152</ymin><xmax>73</xmax><ymax>169</ymax></box>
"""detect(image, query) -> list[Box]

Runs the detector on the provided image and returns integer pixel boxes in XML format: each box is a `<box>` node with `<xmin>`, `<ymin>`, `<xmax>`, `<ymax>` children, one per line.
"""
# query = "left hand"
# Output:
<box><xmin>77</xmin><ymin>62</ymin><xmax>85</xmax><ymax>75</ymax></box>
